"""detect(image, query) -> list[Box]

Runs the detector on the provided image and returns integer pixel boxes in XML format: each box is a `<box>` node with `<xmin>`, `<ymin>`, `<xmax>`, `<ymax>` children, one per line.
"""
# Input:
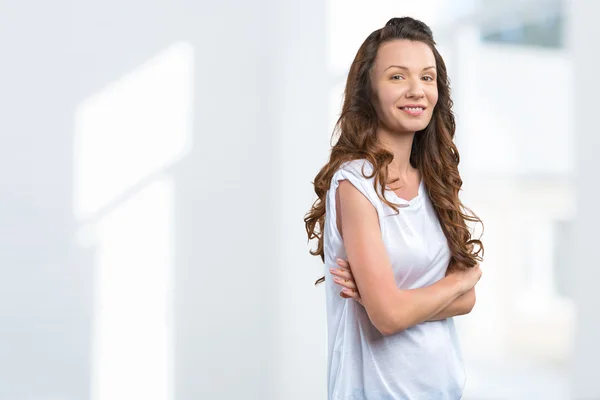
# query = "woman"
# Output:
<box><xmin>304</xmin><ymin>17</ymin><xmax>484</xmax><ymax>399</ymax></box>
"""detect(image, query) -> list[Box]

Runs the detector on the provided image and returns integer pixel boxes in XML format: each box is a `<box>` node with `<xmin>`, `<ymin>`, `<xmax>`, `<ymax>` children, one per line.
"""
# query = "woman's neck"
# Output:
<box><xmin>377</xmin><ymin>127</ymin><xmax>417</xmax><ymax>182</ymax></box>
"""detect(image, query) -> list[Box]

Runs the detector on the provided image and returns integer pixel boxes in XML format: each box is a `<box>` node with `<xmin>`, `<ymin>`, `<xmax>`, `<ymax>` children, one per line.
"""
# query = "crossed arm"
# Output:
<box><xmin>331</xmin><ymin>179</ymin><xmax>481</xmax><ymax>334</ymax></box>
<box><xmin>428</xmin><ymin>287</ymin><xmax>476</xmax><ymax>320</ymax></box>
<box><xmin>331</xmin><ymin>259</ymin><xmax>477</xmax><ymax>321</ymax></box>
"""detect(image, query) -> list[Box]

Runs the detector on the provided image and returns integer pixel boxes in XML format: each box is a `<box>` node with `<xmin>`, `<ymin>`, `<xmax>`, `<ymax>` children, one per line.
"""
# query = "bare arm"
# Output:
<box><xmin>427</xmin><ymin>261</ymin><xmax>479</xmax><ymax>321</ymax></box>
<box><xmin>337</xmin><ymin>180</ymin><xmax>477</xmax><ymax>335</ymax></box>
<box><xmin>331</xmin><ymin>263</ymin><xmax>477</xmax><ymax>321</ymax></box>
<box><xmin>427</xmin><ymin>288</ymin><xmax>476</xmax><ymax>321</ymax></box>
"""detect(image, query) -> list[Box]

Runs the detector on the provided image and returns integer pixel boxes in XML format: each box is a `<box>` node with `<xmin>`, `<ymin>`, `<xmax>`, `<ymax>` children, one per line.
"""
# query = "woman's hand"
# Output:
<box><xmin>330</xmin><ymin>258</ymin><xmax>363</xmax><ymax>305</ymax></box>
<box><xmin>446</xmin><ymin>261</ymin><xmax>482</xmax><ymax>294</ymax></box>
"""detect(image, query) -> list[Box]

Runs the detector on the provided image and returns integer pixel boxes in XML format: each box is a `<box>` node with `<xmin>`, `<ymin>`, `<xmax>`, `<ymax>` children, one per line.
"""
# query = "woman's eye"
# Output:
<box><xmin>422</xmin><ymin>76</ymin><xmax>435</xmax><ymax>82</ymax></box>
<box><xmin>391</xmin><ymin>75</ymin><xmax>404</xmax><ymax>80</ymax></box>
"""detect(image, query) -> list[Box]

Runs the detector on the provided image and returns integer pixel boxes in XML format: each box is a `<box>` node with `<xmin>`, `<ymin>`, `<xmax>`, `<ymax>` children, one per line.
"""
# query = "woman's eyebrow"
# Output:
<box><xmin>384</xmin><ymin>65</ymin><xmax>436</xmax><ymax>72</ymax></box>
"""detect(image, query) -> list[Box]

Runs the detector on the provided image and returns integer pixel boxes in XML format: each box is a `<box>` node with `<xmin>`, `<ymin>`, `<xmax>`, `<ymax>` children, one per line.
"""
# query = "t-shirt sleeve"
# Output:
<box><xmin>329</xmin><ymin>160</ymin><xmax>383</xmax><ymax>218</ymax></box>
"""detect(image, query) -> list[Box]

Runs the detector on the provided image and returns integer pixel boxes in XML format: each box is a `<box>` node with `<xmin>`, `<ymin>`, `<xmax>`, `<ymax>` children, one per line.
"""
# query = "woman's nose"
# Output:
<box><xmin>406</xmin><ymin>80</ymin><xmax>425</xmax><ymax>98</ymax></box>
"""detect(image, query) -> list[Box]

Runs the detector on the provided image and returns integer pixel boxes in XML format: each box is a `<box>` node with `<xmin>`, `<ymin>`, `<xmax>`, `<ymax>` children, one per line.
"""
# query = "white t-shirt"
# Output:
<box><xmin>323</xmin><ymin>159</ymin><xmax>466</xmax><ymax>400</ymax></box>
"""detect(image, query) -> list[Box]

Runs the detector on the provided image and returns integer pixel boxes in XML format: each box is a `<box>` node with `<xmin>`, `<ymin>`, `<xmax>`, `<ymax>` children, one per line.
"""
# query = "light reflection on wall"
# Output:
<box><xmin>73</xmin><ymin>42</ymin><xmax>194</xmax><ymax>400</ymax></box>
<box><xmin>91</xmin><ymin>178</ymin><xmax>174</xmax><ymax>400</ymax></box>
<box><xmin>74</xmin><ymin>42</ymin><xmax>194</xmax><ymax>219</ymax></box>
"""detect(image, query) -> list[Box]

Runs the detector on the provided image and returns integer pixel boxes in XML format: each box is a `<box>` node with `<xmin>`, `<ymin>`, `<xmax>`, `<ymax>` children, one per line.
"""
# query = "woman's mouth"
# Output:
<box><xmin>399</xmin><ymin>106</ymin><xmax>425</xmax><ymax>116</ymax></box>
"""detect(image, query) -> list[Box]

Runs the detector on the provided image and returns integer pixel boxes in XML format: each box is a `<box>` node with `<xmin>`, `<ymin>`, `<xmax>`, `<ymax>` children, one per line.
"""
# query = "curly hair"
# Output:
<box><xmin>304</xmin><ymin>17</ymin><xmax>483</xmax><ymax>285</ymax></box>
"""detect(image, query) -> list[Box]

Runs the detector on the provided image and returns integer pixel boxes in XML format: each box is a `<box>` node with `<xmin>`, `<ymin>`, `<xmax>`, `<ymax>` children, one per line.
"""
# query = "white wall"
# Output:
<box><xmin>0</xmin><ymin>1</ymin><xmax>329</xmax><ymax>399</ymax></box>
<box><xmin>269</xmin><ymin>0</ymin><xmax>330</xmax><ymax>399</ymax></box>
<box><xmin>569</xmin><ymin>1</ymin><xmax>600</xmax><ymax>398</ymax></box>
<box><xmin>0</xmin><ymin>2</ymin><xmax>88</xmax><ymax>399</ymax></box>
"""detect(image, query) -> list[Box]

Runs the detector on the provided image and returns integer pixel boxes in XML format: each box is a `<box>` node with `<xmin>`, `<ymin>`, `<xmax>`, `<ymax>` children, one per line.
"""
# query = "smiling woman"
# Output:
<box><xmin>304</xmin><ymin>16</ymin><xmax>484</xmax><ymax>400</ymax></box>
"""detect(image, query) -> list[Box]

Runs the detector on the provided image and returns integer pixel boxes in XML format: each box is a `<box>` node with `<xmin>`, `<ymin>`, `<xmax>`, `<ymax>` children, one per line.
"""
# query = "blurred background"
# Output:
<box><xmin>0</xmin><ymin>0</ymin><xmax>598</xmax><ymax>399</ymax></box>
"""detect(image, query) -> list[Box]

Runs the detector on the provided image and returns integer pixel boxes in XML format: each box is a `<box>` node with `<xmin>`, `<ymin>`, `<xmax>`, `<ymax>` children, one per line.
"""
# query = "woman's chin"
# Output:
<box><xmin>395</xmin><ymin>121</ymin><xmax>430</xmax><ymax>133</ymax></box>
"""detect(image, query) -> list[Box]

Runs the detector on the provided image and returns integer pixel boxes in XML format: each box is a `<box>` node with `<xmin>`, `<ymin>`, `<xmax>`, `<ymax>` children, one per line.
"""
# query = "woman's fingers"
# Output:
<box><xmin>333</xmin><ymin>276</ymin><xmax>357</xmax><ymax>290</ymax></box>
<box><xmin>330</xmin><ymin>266</ymin><xmax>356</xmax><ymax>290</ymax></box>
<box><xmin>329</xmin><ymin>267</ymin><xmax>352</xmax><ymax>280</ymax></box>
<box><xmin>340</xmin><ymin>289</ymin><xmax>363</xmax><ymax>305</ymax></box>
<box><xmin>340</xmin><ymin>288</ymin><xmax>359</xmax><ymax>300</ymax></box>
<box><xmin>332</xmin><ymin>259</ymin><xmax>362</xmax><ymax>304</ymax></box>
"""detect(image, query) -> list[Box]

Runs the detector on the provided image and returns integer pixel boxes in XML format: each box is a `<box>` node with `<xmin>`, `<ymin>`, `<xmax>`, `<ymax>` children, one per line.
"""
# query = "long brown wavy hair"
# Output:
<box><xmin>305</xmin><ymin>17</ymin><xmax>483</xmax><ymax>285</ymax></box>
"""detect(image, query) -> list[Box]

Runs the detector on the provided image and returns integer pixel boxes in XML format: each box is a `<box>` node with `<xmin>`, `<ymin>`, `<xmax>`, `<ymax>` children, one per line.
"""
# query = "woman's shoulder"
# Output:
<box><xmin>337</xmin><ymin>159</ymin><xmax>375</xmax><ymax>179</ymax></box>
<box><xmin>330</xmin><ymin>158</ymin><xmax>385</xmax><ymax>215</ymax></box>
<box><xmin>330</xmin><ymin>159</ymin><xmax>379</xmax><ymax>199</ymax></box>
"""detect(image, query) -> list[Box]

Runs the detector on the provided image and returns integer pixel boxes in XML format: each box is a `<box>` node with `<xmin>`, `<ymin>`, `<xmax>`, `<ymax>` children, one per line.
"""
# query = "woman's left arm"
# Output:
<box><xmin>426</xmin><ymin>288</ymin><xmax>475</xmax><ymax>321</ymax></box>
<box><xmin>330</xmin><ymin>259</ymin><xmax>477</xmax><ymax>321</ymax></box>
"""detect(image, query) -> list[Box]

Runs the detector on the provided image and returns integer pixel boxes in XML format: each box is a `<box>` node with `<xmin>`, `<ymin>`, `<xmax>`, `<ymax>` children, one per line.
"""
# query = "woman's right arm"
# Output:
<box><xmin>337</xmin><ymin>180</ymin><xmax>481</xmax><ymax>335</ymax></box>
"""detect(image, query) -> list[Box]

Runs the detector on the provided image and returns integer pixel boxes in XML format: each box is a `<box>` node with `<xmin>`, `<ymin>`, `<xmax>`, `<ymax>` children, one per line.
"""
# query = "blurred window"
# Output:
<box><xmin>481</xmin><ymin>11</ymin><xmax>564</xmax><ymax>49</ymax></box>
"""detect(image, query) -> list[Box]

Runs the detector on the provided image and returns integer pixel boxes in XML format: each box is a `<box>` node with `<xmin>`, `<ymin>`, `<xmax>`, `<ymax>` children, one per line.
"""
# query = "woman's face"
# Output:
<box><xmin>370</xmin><ymin>39</ymin><xmax>438</xmax><ymax>134</ymax></box>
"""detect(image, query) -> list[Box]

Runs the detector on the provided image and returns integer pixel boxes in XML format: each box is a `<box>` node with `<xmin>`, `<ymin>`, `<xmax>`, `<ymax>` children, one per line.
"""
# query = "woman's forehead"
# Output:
<box><xmin>374</xmin><ymin>40</ymin><xmax>436</xmax><ymax>72</ymax></box>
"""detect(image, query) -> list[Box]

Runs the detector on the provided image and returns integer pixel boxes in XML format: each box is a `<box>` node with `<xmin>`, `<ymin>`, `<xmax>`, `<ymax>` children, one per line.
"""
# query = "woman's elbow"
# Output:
<box><xmin>462</xmin><ymin>289</ymin><xmax>477</xmax><ymax>315</ymax></box>
<box><xmin>365</xmin><ymin>291</ymin><xmax>411</xmax><ymax>335</ymax></box>
<box><xmin>376</xmin><ymin>323</ymin><xmax>404</xmax><ymax>336</ymax></box>
<box><xmin>370</xmin><ymin>309</ymin><xmax>407</xmax><ymax>336</ymax></box>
